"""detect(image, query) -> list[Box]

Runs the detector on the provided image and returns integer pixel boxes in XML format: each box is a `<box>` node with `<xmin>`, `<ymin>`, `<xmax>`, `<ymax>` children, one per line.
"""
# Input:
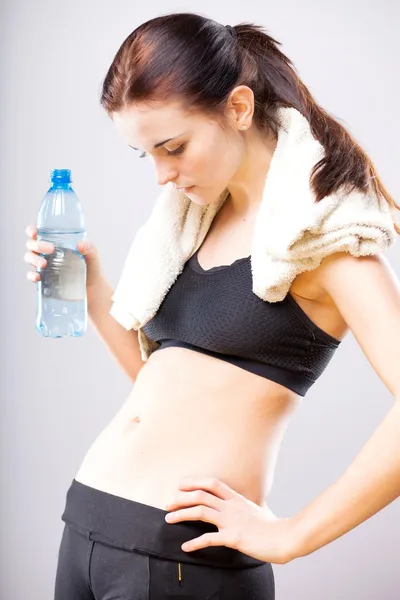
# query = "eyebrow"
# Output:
<box><xmin>129</xmin><ymin>134</ymin><xmax>184</xmax><ymax>152</ymax></box>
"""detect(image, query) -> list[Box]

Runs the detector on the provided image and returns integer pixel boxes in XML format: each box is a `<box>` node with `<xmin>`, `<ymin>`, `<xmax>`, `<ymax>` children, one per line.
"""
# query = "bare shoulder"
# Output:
<box><xmin>316</xmin><ymin>251</ymin><xmax>399</xmax><ymax>295</ymax></box>
<box><xmin>294</xmin><ymin>251</ymin><xmax>399</xmax><ymax>304</ymax></box>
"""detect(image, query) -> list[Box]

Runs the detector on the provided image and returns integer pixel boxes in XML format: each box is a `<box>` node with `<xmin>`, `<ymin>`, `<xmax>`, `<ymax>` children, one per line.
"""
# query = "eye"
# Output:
<box><xmin>138</xmin><ymin>144</ymin><xmax>186</xmax><ymax>159</ymax></box>
<box><xmin>166</xmin><ymin>144</ymin><xmax>185</xmax><ymax>157</ymax></box>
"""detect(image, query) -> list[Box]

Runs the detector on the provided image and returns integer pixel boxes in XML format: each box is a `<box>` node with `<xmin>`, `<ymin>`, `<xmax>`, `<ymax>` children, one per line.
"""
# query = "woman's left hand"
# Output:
<box><xmin>164</xmin><ymin>477</ymin><xmax>297</xmax><ymax>564</ymax></box>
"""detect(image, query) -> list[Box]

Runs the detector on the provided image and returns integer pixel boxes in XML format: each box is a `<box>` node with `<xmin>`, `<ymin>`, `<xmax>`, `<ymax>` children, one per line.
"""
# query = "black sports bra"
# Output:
<box><xmin>141</xmin><ymin>248</ymin><xmax>342</xmax><ymax>396</ymax></box>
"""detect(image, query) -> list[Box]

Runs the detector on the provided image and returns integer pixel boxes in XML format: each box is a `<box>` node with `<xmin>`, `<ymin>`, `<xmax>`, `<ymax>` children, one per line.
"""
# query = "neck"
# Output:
<box><xmin>225</xmin><ymin>129</ymin><xmax>278</xmax><ymax>215</ymax></box>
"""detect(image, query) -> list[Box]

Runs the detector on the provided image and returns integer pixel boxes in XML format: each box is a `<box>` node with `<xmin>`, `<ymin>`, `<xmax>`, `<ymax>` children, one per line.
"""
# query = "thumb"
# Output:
<box><xmin>77</xmin><ymin>240</ymin><xmax>96</xmax><ymax>258</ymax></box>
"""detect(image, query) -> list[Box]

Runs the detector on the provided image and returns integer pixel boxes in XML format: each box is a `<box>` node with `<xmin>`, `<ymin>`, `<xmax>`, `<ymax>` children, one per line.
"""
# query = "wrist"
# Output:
<box><xmin>284</xmin><ymin>513</ymin><xmax>309</xmax><ymax>561</ymax></box>
<box><xmin>267</xmin><ymin>515</ymin><xmax>305</xmax><ymax>564</ymax></box>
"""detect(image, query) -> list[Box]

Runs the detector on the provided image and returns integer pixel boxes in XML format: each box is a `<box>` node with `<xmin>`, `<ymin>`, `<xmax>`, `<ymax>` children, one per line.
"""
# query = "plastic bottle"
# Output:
<box><xmin>36</xmin><ymin>169</ymin><xmax>87</xmax><ymax>338</ymax></box>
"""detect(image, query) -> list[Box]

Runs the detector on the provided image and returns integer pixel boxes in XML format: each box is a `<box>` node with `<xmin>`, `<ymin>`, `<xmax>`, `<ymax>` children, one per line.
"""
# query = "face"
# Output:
<box><xmin>112</xmin><ymin>97</ymin><xmax>246</xmax><ymax>206</ymax></box>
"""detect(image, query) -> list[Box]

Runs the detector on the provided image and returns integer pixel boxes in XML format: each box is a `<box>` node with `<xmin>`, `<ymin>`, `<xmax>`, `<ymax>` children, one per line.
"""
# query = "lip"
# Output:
<box><xmin>176</xmin><ymin>185</ymin><xmax>194</xmax><ymax>192</ymax></box>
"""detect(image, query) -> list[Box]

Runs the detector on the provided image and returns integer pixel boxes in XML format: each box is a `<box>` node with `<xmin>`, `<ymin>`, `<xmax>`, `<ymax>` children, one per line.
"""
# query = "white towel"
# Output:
<box><xmin>110</xmin><ymin>107</ymin><xmax>398</xmax><ymax>361</ymax></box>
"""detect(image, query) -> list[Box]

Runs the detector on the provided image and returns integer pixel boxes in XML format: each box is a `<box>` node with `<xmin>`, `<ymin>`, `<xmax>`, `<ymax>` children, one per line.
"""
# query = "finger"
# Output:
<box><xmin>165</xmin><ymin>506</ymin><xmax>220</xmax><ymax>527</ymax></box>
<box><xmin>178</xmin><ymin>477</ymin><xmax>238</xmax><ymax>501</ymax></box>
<box><xmin>25</xmin><ymin>224</ymin><xmax>38</xmax><ymax>239</ymax></box>
<box><xmin>167</xmin><ymin>490</ymin><xmax>222</xmax><ymax>512</ymax></box>
<box><xmin>24</xmin><ymin>251</ymin><xmax>47</xmax><ymax>269</ymax></box>
<box><xmin>77</xmin><ymin>240</ymin><xmax>93</xmax><ymax>255</ymax></box>
<box><xmin>26</xmin><ymin>271</ymin><xmax>40</xmax><ymax>283</ymax></box>
<box><xmin>181</xmin><ymin>532</ymin><xmax>222</xmax><ymax>553</ymax></box>
<box><xmin>26</xmin><ymin>239</ymin><xmax>55</xmax><ymax>254</ymax></box>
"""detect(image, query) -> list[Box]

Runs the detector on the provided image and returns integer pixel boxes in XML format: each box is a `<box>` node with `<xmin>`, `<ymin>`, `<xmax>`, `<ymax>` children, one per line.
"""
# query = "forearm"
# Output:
<box><xmin>290</xmin><ymin>399</ymin><xmax>400</xmax><ymax>560</ymax></box>
<box><xmin>87</xmin><ymin>277</ymin><xmax>145</xmax><ymax>382</ymax></box>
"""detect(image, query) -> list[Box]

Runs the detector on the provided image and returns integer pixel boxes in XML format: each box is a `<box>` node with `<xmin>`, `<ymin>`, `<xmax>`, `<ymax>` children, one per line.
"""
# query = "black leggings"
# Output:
<box><xmin>54</xmin><ymin>479</ymin><xmax>275</xmax><ymax>599</ymax></box>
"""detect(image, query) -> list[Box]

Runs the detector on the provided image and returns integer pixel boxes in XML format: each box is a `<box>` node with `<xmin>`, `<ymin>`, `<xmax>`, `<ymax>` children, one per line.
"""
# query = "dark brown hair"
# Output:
<box><xmin>100</xmin><ymin>12</ymin><xmax>399</xmax><ymax>233</ymax></box>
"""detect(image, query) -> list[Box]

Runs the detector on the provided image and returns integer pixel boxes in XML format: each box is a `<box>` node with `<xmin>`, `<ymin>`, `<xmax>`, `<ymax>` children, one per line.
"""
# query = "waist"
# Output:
<box><xmin>76</xmin><ymin>426</ymin><xmax>270</xmax><ymax>509</ymax></box>
<box><xmin>76</xmin><ymin>351</ymin><xmax>299</xmax><ymax>507</ymax></box>
<box><xmin>61</xmin><ymin>478</ymin><xmax>267</xmax><ymax>569</ymax></box>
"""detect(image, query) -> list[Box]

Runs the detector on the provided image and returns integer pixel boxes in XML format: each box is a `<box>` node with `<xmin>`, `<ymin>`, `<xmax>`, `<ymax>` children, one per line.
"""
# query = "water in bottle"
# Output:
<box><xmin>36</xmin><ymin>169</ymin><xmax>87</xmax><ymax>338</ymax></box>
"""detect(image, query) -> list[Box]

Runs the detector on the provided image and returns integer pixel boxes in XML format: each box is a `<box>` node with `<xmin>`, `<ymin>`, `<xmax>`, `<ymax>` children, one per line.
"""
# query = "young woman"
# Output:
<box><xmin>25</xmin><ymin>12</ymin><xmax>400</xmax><ymax>600</ymax></box>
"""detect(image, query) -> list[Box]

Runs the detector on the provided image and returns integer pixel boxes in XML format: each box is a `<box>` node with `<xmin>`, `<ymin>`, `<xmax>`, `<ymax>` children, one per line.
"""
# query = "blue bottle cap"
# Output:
<box><xmin>50</xmin><ymin>169</ymin><xmax>72</xmax><ymax>184</ymax></box>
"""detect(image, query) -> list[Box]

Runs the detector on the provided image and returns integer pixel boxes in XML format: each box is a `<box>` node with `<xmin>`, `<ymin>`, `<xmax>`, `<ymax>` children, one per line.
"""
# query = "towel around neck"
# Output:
<box><xmin>109</xmin><ymin>106</ymin><xmax>397</xmax><ymax>360</ymax></box>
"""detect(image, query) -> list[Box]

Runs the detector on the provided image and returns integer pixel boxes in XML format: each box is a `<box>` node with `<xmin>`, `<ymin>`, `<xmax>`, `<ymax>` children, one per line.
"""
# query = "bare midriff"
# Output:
<box><xmin>74</xmin><ymin>345</ymin><xmax>302</xmax><ymax>509</ymax></box>
<box><xmin>75</xmin><ymin>195</ymin><xmax>347</xmax><ymax>510</ymax></box>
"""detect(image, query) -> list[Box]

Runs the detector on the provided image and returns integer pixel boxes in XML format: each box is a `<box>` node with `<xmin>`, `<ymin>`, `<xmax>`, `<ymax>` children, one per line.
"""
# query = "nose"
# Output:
<box><xmin>155</xmin><ymin>160</ymin><xmax>179</xmax><ymax>187</ymax></box>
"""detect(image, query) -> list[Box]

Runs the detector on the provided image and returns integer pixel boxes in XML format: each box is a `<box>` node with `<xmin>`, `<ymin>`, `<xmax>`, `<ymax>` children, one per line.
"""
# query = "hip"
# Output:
<box><xmin>55</xmin><ymin>478</ymin><xmax>275</xmax><ymax>599</ymax></box>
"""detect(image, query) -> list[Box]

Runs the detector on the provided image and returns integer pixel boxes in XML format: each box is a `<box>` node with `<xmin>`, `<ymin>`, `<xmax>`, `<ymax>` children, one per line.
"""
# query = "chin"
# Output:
<box><xmin>184</xmin><ymin>187</ymin><xmax>219</xmax><ymax>206</ymax></box>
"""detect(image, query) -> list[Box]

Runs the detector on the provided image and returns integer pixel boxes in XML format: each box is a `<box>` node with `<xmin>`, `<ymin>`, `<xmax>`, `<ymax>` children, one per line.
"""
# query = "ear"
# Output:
<box><xmin>227</xmin><ymin>85</ymin><xmax>254</xmax><ymax>128</ymax></box>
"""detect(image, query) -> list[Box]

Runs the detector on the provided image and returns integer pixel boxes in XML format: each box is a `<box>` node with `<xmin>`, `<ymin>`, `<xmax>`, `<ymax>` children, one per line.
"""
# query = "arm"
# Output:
<box><xmin>289</xmin><ymin>252</ymin><xmax>400</xmax><ymax>560</ymax></box>
<box><xmin>290</xmin><ymin>400</ymin><xmax>400</xmax><ymax>559</ymax></box>
<box><xmin>87</xmin><ymin>277</ymin><xmax>145</xmax><ymax>382</ymax></box>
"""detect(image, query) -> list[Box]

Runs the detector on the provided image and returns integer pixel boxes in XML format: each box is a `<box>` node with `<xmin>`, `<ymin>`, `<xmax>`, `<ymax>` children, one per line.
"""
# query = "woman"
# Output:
<box><xmin>25</xmin><ymin>12</ymin><xmax>400</xmax><ymax>600</ymax></box>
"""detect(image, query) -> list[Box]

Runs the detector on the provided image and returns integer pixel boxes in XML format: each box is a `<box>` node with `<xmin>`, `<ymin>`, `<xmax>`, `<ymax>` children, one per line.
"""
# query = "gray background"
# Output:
<box><xmin>1</xmin><ymin>0</ymin><xmax>399</xmax><ymax>598</ymax></box>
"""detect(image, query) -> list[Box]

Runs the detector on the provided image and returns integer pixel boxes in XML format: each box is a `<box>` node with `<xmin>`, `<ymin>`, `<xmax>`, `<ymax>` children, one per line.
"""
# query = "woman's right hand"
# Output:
<box><xmin>24</xmin><ymin>224</ymin><xmax>104</xmax><ymax>288</ymax></box>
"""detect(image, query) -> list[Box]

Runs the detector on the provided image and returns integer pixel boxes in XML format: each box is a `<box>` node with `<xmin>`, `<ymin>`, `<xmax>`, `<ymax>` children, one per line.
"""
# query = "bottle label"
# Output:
<box><xmin>40</xmin><ymin>248</ymin><xmax>86</xmax><ymax>301</ymax></box>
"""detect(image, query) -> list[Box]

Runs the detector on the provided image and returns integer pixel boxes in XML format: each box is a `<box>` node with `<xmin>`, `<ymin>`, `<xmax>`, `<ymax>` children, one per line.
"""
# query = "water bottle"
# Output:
<box><xmin>36</xmin><ymin>169</ymin><xmax>87</xmax><ymax>338</ymax></box>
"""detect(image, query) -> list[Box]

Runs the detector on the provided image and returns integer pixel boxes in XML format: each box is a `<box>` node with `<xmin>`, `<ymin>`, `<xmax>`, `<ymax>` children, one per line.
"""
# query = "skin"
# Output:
<box><xmin>23</xmin><ymin>85</ymin><xmax>277</xmax><ymax>278</ymax></box>
<box><xmin>24</xmin><ymin>88</ymin><xmax>400</xmax><ymax>564</ymax></box>
<box><xmin>24</xmin><ymin>89</ymin><xmax>348</xmax><ymax>522</ymax></box>
<box><xmin>112</xmin><ymin>86</ymin><xmax>279</xmax><ymax>216</ymax></box>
